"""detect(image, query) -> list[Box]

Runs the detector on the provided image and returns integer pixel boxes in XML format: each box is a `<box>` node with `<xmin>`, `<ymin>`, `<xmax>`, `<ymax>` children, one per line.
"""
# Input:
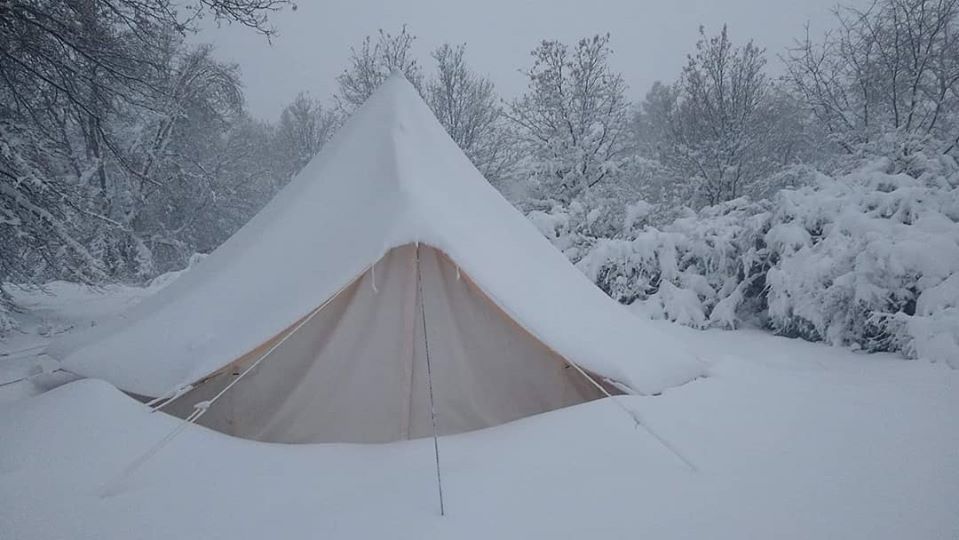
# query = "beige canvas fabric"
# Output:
<box><xmin>166</xmin><ymin>245</ymin><xmax>604</xmax><ymax>443</ymax></box>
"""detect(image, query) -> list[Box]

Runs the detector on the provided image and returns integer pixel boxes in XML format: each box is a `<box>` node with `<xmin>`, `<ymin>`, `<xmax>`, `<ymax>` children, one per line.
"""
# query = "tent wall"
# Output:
<box><xmin>167</xmin><ymin>245</ymin><xmax>605</xmax><ymax>443</ymax></box>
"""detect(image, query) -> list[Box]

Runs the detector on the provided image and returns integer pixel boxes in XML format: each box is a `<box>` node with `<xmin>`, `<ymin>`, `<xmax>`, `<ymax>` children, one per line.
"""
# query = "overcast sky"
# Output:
<box><xmin>196</xmin><ymin>0</ymin><xmax>844</xmax><ymax>120</ymax></box>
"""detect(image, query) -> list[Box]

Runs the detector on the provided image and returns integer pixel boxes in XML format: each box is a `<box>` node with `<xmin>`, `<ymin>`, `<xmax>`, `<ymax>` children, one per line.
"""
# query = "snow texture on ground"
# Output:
<box><xmin>1</xmin><ymin>282</ymin><xmax>957</xmax><ymax>539</ymax></box>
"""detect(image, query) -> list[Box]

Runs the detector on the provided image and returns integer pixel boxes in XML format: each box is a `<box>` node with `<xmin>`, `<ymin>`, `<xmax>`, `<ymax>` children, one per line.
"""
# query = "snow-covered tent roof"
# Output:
<box><xmin>47</xmin><ymin>74</ymin><xmax>704</xmax><ymax>399</ymax></box>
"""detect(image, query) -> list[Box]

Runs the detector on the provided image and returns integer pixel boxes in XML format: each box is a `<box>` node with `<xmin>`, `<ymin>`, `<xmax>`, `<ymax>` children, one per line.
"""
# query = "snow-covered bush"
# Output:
<box><xmin>536</xmin><ymin>153</ymin><xmax>959</xmax><ymax>364</ymax></box>
<box><xmin>899</xmin><ymin>274</ymin><xmax>959</xmax><ymax>368</ymax></box>
<box><xmin>765</xmin><ymin>154</ymin><xmax>959</xmax><ymax>364</ymax></box>
<box><xmin>575</xmin><ymin>198</ymin><xmax>772</xmax><ymax>328</ymax></box>
<box><xmin>0</xmin><ymin>288</ymin><xmax>16</xmax><ymax>335</ymax></box>
<box><xmin>526</xmin><ymin>183</ymin><xmax>649</xmax><ymax>263</ymax></box>
<box><xmin>527</xmin><ymin>201</ymin><xmax>593</xmax><ymax>263</ymax></box>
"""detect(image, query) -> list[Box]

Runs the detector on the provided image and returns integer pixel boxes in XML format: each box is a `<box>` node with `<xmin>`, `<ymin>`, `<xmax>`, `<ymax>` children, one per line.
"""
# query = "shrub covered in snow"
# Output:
<box><xmin>765</xmin><ymin>153</ymin><xmax>959</xmax><ymax>365</ymax></box>
<box><xmin>0</xmin><ymin>288</ymin><xmax>16</xmax><ymax>335</ymax></box>
<box><xmin>576</xmin><ymin>198</ymin><xmax>772</xmax><ymax>329</ymax></box>
<box><xmin>537</xmin><ymin>155</ymin><xmax>959</xmax><ymax>365</ymax></box>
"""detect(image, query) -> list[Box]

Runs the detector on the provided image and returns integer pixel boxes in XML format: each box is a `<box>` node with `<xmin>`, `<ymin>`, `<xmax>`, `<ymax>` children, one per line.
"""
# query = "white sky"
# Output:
<box><xmin>196</xmin><ymin>0</ymin><xmax>844</xmax><ymax>120</ymax></box>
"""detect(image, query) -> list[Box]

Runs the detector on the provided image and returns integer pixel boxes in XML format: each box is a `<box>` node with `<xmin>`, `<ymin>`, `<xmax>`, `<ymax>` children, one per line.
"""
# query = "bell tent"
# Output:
<box><xmin>47</xmin><ymin>74</ymin><xmax>704</xmax><ymax>444</ymax></box>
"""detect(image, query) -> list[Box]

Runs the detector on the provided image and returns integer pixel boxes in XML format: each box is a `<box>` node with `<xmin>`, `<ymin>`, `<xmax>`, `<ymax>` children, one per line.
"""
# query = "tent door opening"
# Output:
<box><xmin>164</xmin><ymin>244</ymin><xmax>607</xmax><ymax>443</ymax></box>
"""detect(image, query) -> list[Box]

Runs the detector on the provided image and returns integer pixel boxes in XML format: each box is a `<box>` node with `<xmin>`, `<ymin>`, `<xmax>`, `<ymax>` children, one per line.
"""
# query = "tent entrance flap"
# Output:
<box><xmin>165</xmin><ymin>244</ymin><xmax>606</xmax><ymax>444</ymax></box>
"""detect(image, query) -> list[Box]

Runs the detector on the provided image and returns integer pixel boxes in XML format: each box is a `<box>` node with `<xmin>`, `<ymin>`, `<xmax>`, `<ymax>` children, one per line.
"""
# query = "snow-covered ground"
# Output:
<box><xmin>0</xmin><ymin>282</ymin><xmax>158</xmax><ymax>404</ymax></box>
<box><xmin>0</xmin><ymin>282</ymin><xmax>957</xmax><ymax>539</ymax></box>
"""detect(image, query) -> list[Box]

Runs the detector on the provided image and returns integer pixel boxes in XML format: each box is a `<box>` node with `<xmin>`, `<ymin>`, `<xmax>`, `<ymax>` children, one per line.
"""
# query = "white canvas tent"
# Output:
<box><xmin>46</xmin><ymin>74</ymin><xmax>704</xmax><ymax>444</ymax></box>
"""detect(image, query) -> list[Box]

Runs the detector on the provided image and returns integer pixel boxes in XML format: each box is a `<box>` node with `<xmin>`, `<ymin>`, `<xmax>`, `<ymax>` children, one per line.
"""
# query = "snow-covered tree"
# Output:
<box><xmin>0</xmin><ymin>116</ymin><xmax>107</xmax><ymax>285</ymax></box>
<box><xmin>275</xmin><ymin>92</ymin><xmax>339</xmax><ymax>184</ymax></box>
<box><xmin>0</xmin><ymin>0</ymin><xmax>290</xmax><ymax>327</ymax></box>
<box><xmin>427</xmin><ymin>43</ymin><xmax>518</xmax><ymax>184</ymax></box>
<box><xmin>120</xmin><ymin>44</ymin><xmax>261</xmax><ymax>275</ymax></box>
<box><xmin>634</xmin><ymin>26</ymin><xmax>812</xmax><ymax>207</ymax></box>
<box><xmin>786</xmin><ymin>0</ymin><xmax>959</xmax><ymax>157</ymax></box>
<box><xmin>336</xmin><ymin>26</ymin><xmax>424</xmax><ymax>111</ymax></box>
<box><xmin>508</xmin><ymin>34</ymin><xmax>633</xmax><ymax>205</ymax></box>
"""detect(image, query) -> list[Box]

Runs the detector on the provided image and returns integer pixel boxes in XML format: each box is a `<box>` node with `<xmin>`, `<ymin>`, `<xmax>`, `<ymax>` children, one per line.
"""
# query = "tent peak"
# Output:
<box><xmin>386</xmin><ymin>69</ymin><xmax>412</xmax><ymax>83</ymax></box>
<box><xmin>365</xmin><ymin>71</ymin><xmax>421</xmax><ymax>109</ymax></box>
